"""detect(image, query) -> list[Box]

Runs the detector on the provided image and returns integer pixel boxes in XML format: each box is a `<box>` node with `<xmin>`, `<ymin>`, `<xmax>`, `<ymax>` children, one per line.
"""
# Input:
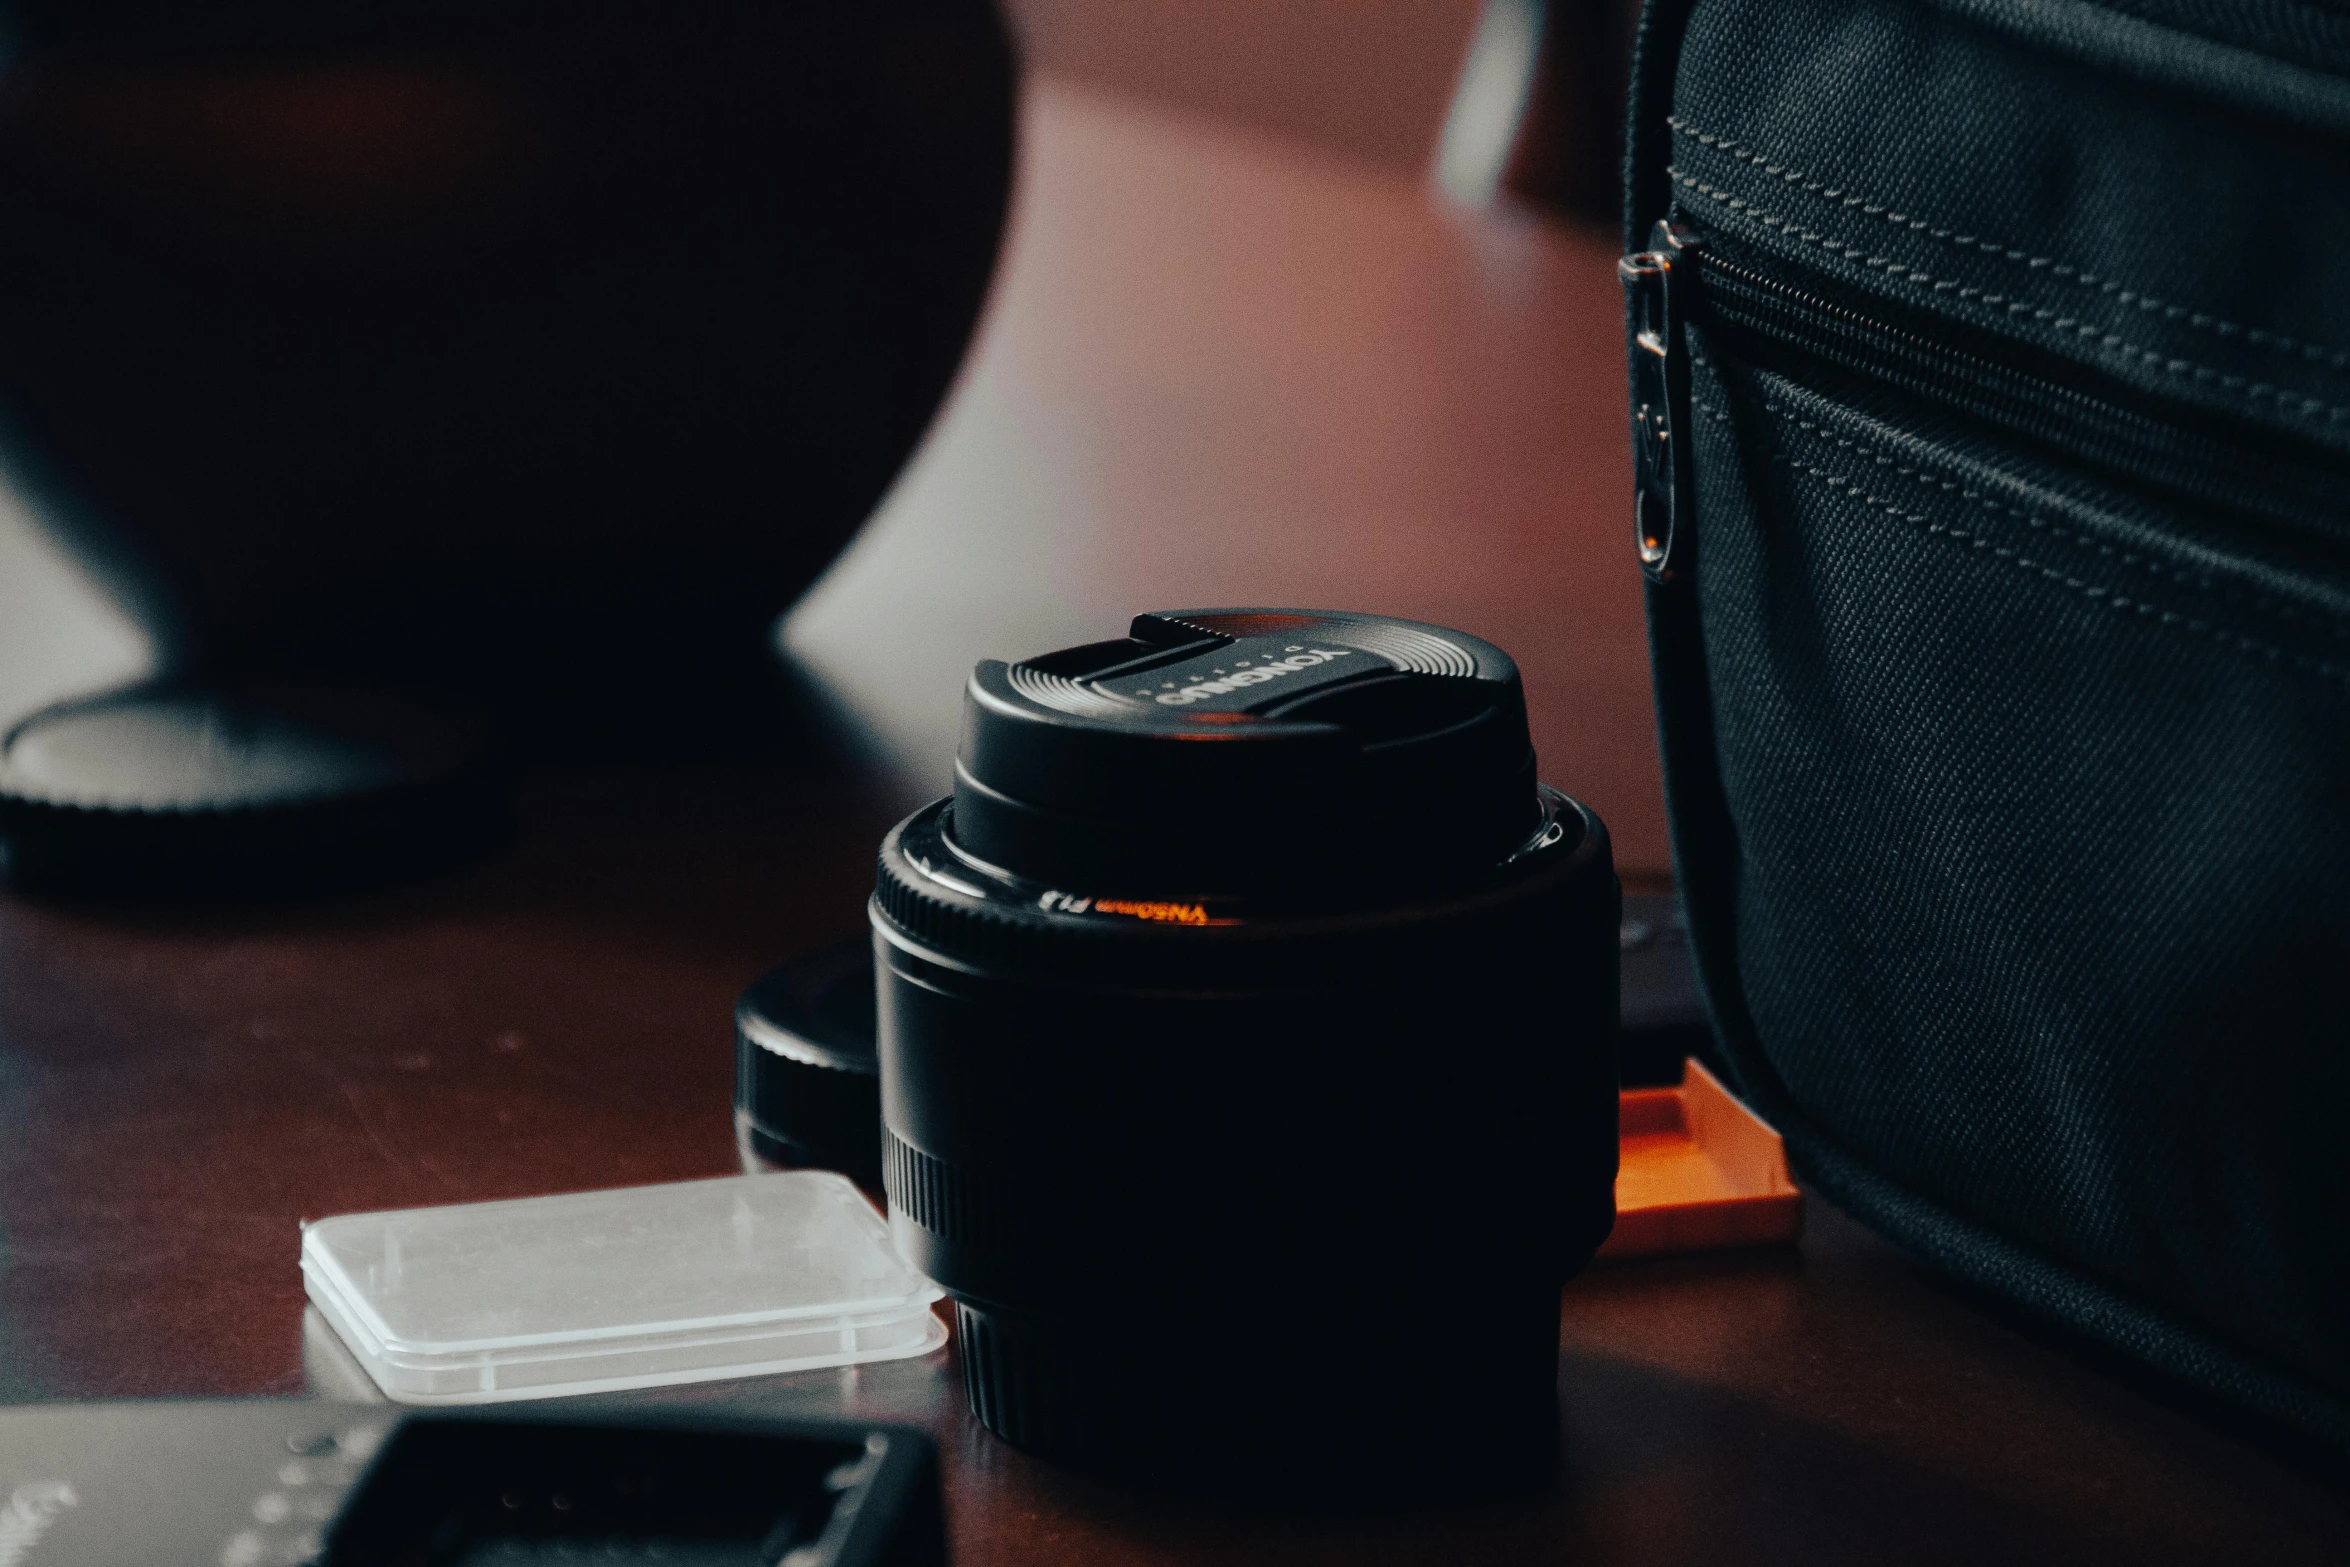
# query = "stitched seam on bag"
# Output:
<box><xmin>1688</xmin><ymin>388</ymin><xmax>2350</xmax><ymax>683</ymax></box>
<box><xmin>1668</xmin><ymin>169</ymin><xmax>2350</xmax><ymax>428</ymax></box>
<box><xmin>1667</xmin><ymin>117</ymin><xmax>2350</xmax><ymax>374</ymax></box>
<box><xmin>1739</xmin><ymin>394</ymin><xmax>2350</xmax><ymax>640</ymax></box>
<box><xmin>1738</xmin><ymin>383</ymin><xmax>2350</xmax><ymax>656</ymax></box>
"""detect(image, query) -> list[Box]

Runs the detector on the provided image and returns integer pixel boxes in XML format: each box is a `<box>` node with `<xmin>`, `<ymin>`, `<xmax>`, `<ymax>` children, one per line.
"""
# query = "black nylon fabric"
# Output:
<box><xmin>1630</xmin><ymin>0</ymin><xmax>2350</xmax><ymax>1448</ymax></box>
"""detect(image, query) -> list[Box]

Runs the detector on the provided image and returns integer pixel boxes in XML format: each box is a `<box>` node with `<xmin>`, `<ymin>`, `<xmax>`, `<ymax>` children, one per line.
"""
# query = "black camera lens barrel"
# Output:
<box><xmin>872</xmin><ymin>610</ymin><xmax>1619</xmax><ymax>1487</ymax></box>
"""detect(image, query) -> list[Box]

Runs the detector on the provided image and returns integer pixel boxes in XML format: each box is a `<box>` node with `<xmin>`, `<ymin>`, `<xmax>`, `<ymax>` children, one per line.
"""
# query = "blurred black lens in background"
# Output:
<box><xmin>0</xmin><ymin>0</ymin><xmax>1016</xmax><ymax>894</ymax></box>
<box><xmin>0</xmin><ymin>0</ymin><xmax>1016</xmax><ymax>700</ymax></box>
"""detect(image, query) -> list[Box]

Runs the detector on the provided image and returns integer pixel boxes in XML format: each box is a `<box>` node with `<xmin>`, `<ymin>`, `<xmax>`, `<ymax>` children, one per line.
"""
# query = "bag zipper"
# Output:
<box><xmin>1620</xmin><ymin>221</ymin><xmax>2350</xmax><ymax>583</ymax></box>
<box><xmin>1618</xmin><ymin>227</ymin><xmax>1695</xmax><ymax>585</ymax></box>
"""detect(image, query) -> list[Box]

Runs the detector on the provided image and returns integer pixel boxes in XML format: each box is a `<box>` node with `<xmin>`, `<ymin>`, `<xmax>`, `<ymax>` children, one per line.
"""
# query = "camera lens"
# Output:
<box><xmin>873</xmin><ymin>610</ymin><xmax>1618</xmax><ymax>1489</ymax></box>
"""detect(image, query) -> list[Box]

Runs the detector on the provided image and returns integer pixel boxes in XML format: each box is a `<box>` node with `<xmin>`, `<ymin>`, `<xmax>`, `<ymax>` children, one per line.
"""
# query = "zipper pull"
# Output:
<box><xmin>1618</xmin><ymin>222</ymin><xmax>1702</xmax><ymax>585</ymax></box>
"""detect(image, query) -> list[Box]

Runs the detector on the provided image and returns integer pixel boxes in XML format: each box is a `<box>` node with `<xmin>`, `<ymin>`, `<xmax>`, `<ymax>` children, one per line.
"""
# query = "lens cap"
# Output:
<box><xmin>0</xmin><ymin>682</ymin><xmax>504</xmax><ymax>899</ymax></box>
<box><xmin>953</xmin><ymin>609</ymin><xmax>1541</xmax><ymax>896</ymax></box>
<box><xmin>735</xmin><ymin>940</ymin><xmax>883</xmax><ymax>1189</ymax></box>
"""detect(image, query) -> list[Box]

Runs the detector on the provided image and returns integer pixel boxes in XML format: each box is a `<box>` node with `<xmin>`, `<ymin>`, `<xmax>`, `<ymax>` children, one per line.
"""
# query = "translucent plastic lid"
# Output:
<box><xmin>301</xmin><ymin>1171</ymin><xmax>945</xmax><ymax>1404</ymax></box>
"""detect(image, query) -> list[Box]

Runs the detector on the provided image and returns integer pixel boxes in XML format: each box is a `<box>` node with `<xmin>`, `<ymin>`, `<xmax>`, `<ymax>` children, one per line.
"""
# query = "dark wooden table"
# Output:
<box><xmin>3</xmin><ymin>78</ymin><xmax>2346</xmax><ymax>1564</ymax></box>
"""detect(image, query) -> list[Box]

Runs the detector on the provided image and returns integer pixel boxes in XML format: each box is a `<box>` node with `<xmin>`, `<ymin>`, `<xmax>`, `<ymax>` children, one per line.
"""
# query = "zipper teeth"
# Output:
<box><xmin>1687</xmin><ymin>245</ymin><xmax>2350</xmax><ymax>539</ymax></box>
<box><xmin>1694</xmin><ymin>250</ymin><xmax>2137</xmax><ymax>430</ymax></box>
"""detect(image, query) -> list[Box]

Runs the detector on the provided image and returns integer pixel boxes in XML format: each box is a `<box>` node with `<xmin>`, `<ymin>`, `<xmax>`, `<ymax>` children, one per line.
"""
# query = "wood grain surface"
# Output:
<box><xmin>2</xmin><ymin>77</ymin><xmax>2345</xmax><ymax>1566</ymax></box>
<box><xmin>788</xmin><ymin>79</ymin><xmax>1665</xmax><ymax>879</ymax></box>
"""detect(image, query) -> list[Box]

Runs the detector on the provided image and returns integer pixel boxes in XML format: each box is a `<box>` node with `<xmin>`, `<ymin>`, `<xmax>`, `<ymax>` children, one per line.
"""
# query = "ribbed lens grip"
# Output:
<box><xmin>954</xmin><ymin>1303</ymin><xmax>1093</xmax><ymax>1458</ymax></box>
<box><xmin>883</xmin><ymin>1130</ymin><xmax>1008</xmax><ymax>1248</ymax></box>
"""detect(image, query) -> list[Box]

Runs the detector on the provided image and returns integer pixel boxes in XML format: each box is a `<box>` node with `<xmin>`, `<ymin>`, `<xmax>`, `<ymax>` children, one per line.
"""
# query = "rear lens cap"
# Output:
<box><xmin>0</xmin><ymin>682</ymin><xmax>503</xmax><ymax>899</ymax></box>
<box><xmin>734</xmin><ymin>940</ymin><xmax>882</xmax><ymax>1190</ymax></box>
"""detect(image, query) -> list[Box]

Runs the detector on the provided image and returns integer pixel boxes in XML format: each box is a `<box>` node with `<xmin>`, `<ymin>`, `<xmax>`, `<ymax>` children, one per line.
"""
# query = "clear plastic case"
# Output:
<box><xmin>301</xmin><ymin>1170</ymin><xmax>946</xmax><ymax>1404</ymax></box>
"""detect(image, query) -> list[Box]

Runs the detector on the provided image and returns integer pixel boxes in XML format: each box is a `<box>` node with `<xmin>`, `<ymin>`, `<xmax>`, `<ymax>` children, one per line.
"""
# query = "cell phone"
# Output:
<box><xmin>0</xmin><ymin>1400</ymin><xmax>943</xmax><ymax>1567</ymax></box>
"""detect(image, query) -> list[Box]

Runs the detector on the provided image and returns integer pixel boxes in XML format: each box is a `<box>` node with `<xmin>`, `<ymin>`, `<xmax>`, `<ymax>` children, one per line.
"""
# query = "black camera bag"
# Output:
<box><xmin>1623</xmin><ymin>0</ymin><xmax>2350</xmax><ymax>1449</ymax></box>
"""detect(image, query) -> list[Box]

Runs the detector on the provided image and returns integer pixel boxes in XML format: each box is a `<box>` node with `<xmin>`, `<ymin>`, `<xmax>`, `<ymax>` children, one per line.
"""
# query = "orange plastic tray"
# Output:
<box><xmin>1599</xmin><ymin>1058</ymin><xmax>1804</xmax><ymax>1259</ymax></box>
